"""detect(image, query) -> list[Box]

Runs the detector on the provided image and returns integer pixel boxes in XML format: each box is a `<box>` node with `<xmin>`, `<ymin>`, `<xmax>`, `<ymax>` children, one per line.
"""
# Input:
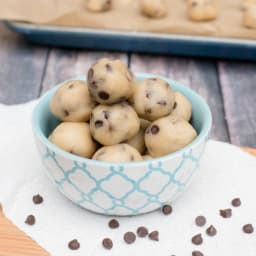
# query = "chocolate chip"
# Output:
<box><xmin>32</xmin><ymin>194</ymin><xmax>43</xmax><ymax>204</ymax></box>
<box><xmin>108</xmin><ymin>219</ymin><xmax>119</xmax><ymax>229</ymax></box>
<box><xmin>103</xmin><ymin>110</ymin><xmax>110</xmax><ymax>119</ymax></box>
<box><xmin>68</xmin><ymin>83</ymin><xmax>74</xmax><ymax>89</ymax></box>
<box><xmin>88</xmin><ymin>68</ymin><xmax>94</xmax><ymax>80</ymax></box>
<box><xmin>25</xmin><ymin>215</ymin><xmax>35</xmax><ymax>225</ymax></box>
<box><xmin>192</xmin><ymin>251</ymin><xmax>204</xmax><ymax>256</ymax></box>
<box><xmin>195</xmin><ymin>216</ymin><xmax>206</xmax><ymax>227</ymax></box>
<box><xmin>191</xmin><ymin>234</ymin><xmax>203</xmax><ymax>245</ymax></box>
<box><xmin>206</xmin><ymin>225</ymin><xmax>217</xmax><ymax>236</ymax></box>
<box><xmin>149</xmin><ymin>231</ymin><xmax>159</xmax><ymax>241</ymax></box>
<box><xmin>68</xmin><ymin>239</ymin><xmax>80</xmax><ymax>250</ymax></box>
<box><xmin>98</xmin><ymin>91</ymin><xmax>110</xmax><ymax>100</ymax></box>
<box><xmin>64</xmin><ymin>109</ymin><xmax>69</xmax><ymax>116</ymax></box>
<box><xmin>137</xmin><ymin>226</ymin><xmax>149</xmax><ymax>238</ymax></box>
<box><xmin>105</xmin><ymin>63</ymin><xmax>112</xmax><ymax>72</ymax></box>
<box><xmin>243</xmin><ymin>224</ymin><xmax>254</xmax><ymax>234</ymax></box>
<box><xmin>173</xmin><ymin>102</ymin><xmax>177</xmax><ymax>109</ymax></box>
<box><xmin>146</xmin><ymin>92</ymin><xmax>151</xmax><ymax>98</ymax></box>
<box><xmin>162</xmin><ymin>204</ymin><xmax>172</xmax><ymax>215</ymax></box>
<box><xmin>157</xmin><ymin>100</ymin><xmax>167</xmax><ymax>106</ymax></box>
<box><xmin>231</xmin><ymin>198</ymin><xmax>241</xmax><ymax>207</ymax></box>
<box><xmin>95</xmin><ymin>120</ymin><xmax>103</xmax><ymax>128</ymax></box>
<box><xmin>102</xmin><ymin>238</ymin><xmax>113</xmax><ymax>250</ymax></box>
<box><xmin>145</xmin><ymin>108</ymin><xmax>152</xmax><ymax>114</ymax></box>
<box><xmin>90</xmin><ymin>81</ymin><xmax>98</xmax><ymax>89</ymax></box>
<box><xmin>124</xmin><ymin>232</ymin><xmax>136</xmax><ymax>244</ymax></box>
<box><xmin>219</xmin><ymin>209</ymin><xmax>232</xmax><ymax>218</ymax></box>
<box><xmin>151</xmin><ymin>125</ymin><xmax>159</xmax><ymax>134</ymax></box>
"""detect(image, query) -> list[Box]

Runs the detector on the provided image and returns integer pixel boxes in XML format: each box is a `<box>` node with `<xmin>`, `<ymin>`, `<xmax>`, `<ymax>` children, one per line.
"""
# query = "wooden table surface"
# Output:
<box><xmin>0</xmin><ymin>21</ymin><xmax>256</xmax><ymax>255</ymax></box>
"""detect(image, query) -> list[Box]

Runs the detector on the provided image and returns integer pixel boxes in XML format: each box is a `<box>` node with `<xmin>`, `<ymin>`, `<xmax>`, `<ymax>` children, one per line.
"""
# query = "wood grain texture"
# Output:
<box><xmin>0</xmin><ymin>23</ymin><xmax>48</xmax><ymax>104</ymax></box>
<box><xmin>218</xmin><ymin>61</ymin><xmax>256</xmax><ymax>147</ymax></box>
<box><xmin>130</xmin><ymin>54</ymin><xmax>229</xmax><ymax>142</ymax></box>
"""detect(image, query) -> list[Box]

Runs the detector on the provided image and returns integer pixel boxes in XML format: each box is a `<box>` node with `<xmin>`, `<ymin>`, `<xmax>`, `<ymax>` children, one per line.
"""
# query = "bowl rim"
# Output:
<box><xmin>32</xmin><ymin>72</ymin><xmax>212</xmax><ymax>166</ymax></box>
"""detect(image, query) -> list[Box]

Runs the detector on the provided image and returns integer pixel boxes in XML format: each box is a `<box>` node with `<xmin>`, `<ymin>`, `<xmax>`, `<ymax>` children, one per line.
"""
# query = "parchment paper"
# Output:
<box><xmin>0</xmin><ymin>0</ymin><xmax>255</xmax><ymax>40</ymax></box>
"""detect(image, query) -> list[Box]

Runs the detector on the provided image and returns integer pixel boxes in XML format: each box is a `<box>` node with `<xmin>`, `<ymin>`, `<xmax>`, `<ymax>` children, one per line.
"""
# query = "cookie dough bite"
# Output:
<box><xmin>171</xmin><ymin>92</ymin><xmax>192</xmax><ymax>121</ymax></box>
<box><xmin>142</xmin><ymin>155</ymin><xmax>153</xmax><ymax>160</ymax></box>
<box><xmin>92</xmin><ymin>144</ymin><xmax>143</xmax><ymax>163</ymax></box>
<box><xmin>243</xmin><ymin>4</ymin><xmax>256</xmax><ymax>29</ymax></box>
<box><xmin>187</xmin><ymin>0</ymin><xmax>217</xmax><ymax>21</ymax></box>
<box><xmin>87</xmin><ymin>58</ymin><xmax>134</xmax><ymax>104</ymax></box>
<box><xmin>50</xmin><ymin>80</ymin><xmax>96</xmax><ymax>122</ymax></box>
<box><xmin>145</xmin><ymin>116</ymin><xmax>197</xmax><ymax>157</ymax></box>
<box><xmin>85</xmin><ymin>0</ymin><xmax>112</xmax><ymax>12</ymax></box>
<box><xmin>90</xmin><ymin>102</ymin><xmax>140</xmax><ymax>146</ymax></box>
<box><xmin>132</xmin><ymin>78</ymin><xmax>175</xmax><ymax>121</ymax></box>
<box><xmin>49</xmin><ymin>123</ymin><xmax>97</xmax><ymax>158</ymax></box>
<box><xmin>140</xmin><ymin>0</ymin><xmax>168</xmax><ymax>19</ymax></box>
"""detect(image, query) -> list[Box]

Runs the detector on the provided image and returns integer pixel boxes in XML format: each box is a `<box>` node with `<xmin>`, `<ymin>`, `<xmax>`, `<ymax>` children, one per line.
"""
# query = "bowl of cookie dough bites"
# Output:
<box><xmin>32</xmin><ymin>58</ymin><xmax>212</xmax><ymax>216</ymax></box>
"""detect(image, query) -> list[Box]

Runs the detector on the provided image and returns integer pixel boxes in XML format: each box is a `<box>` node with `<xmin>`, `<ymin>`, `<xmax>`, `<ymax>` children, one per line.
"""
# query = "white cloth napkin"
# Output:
<box><xmin>0</xmin><ymin>101</ymin><xmax>256</xmax><ymax>256</ymax></box>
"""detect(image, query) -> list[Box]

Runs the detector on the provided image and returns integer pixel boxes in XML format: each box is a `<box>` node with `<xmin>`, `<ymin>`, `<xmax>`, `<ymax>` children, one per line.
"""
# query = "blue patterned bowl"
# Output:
<box><xmin>32</xmin><ymin>73</ymin><xmax>212</xmax><ymax>216</ymax></box>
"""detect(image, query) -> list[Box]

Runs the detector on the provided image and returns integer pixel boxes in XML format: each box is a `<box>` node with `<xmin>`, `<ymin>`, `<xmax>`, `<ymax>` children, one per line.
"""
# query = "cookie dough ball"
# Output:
<box><xmin>50</xmin><ymin>80</ymin><xmax>96</xmax><ymax>122</ymax></box>
<box><xmin>243</xmin><ymin>4</ymin><xmax>256</xmax><ymax>29</ymax></box>
<box><xmin>49</xmin><ymin>122</ymin><xmax>97</xmax><ymax>158</ymax></box>
<box><xmin>127</xmin><ymin>119</ymin><xmax>150</xmax><ymax>154</ymax></box>
<box><xmin>90</xmin><ymin>102</ymin><xmax>140</xmax><ymax>146</ymax></box>
<box><xmin>140</xmin><ymin>0</ymin><xmax>168</xmax><ymax>18</ymax></box>
<box><xmin>132</xmin><ymin>78</ymin><xmax>175</xmax><ymax>121</ymax></box>
<box><xmin>142</xmin><ymin>155</ymin><xmax>153</xmax><ymax>160</ymax></box>
<box><xmin>171</xmin><ymin>92</ymin><xmax>192</xmax><ymax>121</ymax></box>
<box><xmin>93</xmin><ymin>144</ymin><xmax>143</xmax><ymax>163</ymax></box>
<box><xmin>87</xmin><ymin>58</ymin><xmax>134</xmax><ymax>104</ymax></box>
<box><xmin>187</xmin><ymin>0</ymin><xmax>217</xmax><ymax>21</ymax></box>
<box><xmin>145</xmin><ymin>116</ymin><xmax>197</xmax><ymax>157</ymax></box>
<box><xmin>85</xmin><ymin>0</ymin><xmax>112</xmax><ymax>12</ymax></box>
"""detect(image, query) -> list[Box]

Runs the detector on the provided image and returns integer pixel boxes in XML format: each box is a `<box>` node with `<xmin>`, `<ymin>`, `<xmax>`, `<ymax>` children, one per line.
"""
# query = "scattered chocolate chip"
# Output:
<box><xmin>124</xmin><ymin>232</ymin><xmax>136</xmax><ymax>244</ymax></box>
<box><xmin>206</xmin><ymin>225</ymin><xmax>217</xmax><ymax>237</ymax></box>
<box><xmin>25</xmin><ymin>215</ymin><xmax>35</xmax><ymax>225</ymax></box>
<box><xmin>88</xmin><ymin>68</ymin><xmax>94</xmax><ymax>80</ymax></box>
<box><xmin>90</xmin><ymin>81</ymin><xmax>98</xmax><ymax>89</ymax></box>
<box><xmin>192</xmin><ymin>250</ymin><xmax>204</xmax><ymax>256</ymax></box>
<box><xmin>103</xmin><ymin>110</ymin><xmax>110</xmax><ymax>119</ymax></box>
<box><xmin>98</xmin><ymin>91</ymin><xmax>110</xmax><ymax>100</ymax></box>
<box><xmin>157</xmin><ymin>100</ymin><xmax>167</xmax><ymax>106</ymax></box>
<box><xmin>105</xmin><ymin>63</ymin><xmax>112</xmax><ymax>72</ymax></box>
<box><xmin>64</xmin><ymin>109</ymin><xmax>69</xmax><ymax>116</ymax></box>
<box><xmin>195</xmin><ymin>216</ymin><xmax>206</xmax><ymax>227</ymax></box>
<box><xmin>108</xmin><ymin>219</ymin><xmax>119</xmax><ymax>229</ymax></box>
<box><xmin>243</xmin><ymin>224</ymin><xmax>254</xmax><ymax>234</ymax></box>
<box><xmin>162</xmin><ymin>204</ymin><xmax>173</xmax><ymax>215</ymax></box>
<box><xmin>68</xmin><ymin>239</ymin><xmax>80</xmax><ymax>250</ymax></box>
<box><xmin>151</xmin><ymin>125</ymin><xmax>160</xmax><ymax>134</ymax></box>
<box><xmin>231</xmin><ymin>198</ymin><xmax>241</xmax><ymax>207</ymax></box>
<box><xmin>145</xmin><ymin>108</ymin><xmax>152</xmax><ymax>114</ymax></box>
<box><xmin>137</xmin><ymin>226</ymin><xmax>149</xmax><ymax>238</ymax></box>
<box><xmin>219</xmin><ymin>209</ymin><xmax>232</xmax><ymax>218</ymax></box>
<box><xmin>149</xmin><ymin>231</ymin><xmax>159</xmax><ymax>241</ymax></box>
<box><xmin>173</xmin><ymin>102</ymin><xmax>177</xmax><ymax>109</ymax></box>
<box><xmin>68</xmin><ymin>83</ymin><xmax>74</xmax><ymax>89</ymax></box>
<box><xmin>32</xmin><ymin>194</ymin><xmax>43</xmax><ymax>205</ymax></box>
<box><xmin>95</xmin><ymin>120</ymin><xmax>103</xmax><ymax>128</ymax></box>
<box><xmin>102</xmin><ymin>238</ymin><xmax>113</xmax><ymax>250</ymax></box>
<box><xmin>191</xmin><ymin>234</ymin><xmax>203</xmax><ymax>245</ymax></box>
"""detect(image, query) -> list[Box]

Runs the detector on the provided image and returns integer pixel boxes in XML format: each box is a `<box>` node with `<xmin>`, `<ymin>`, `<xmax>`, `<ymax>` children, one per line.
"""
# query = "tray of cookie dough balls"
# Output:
<box><xmin>5</xmin><ymin>0</ymin><xmax>256</xmax><ymax>60</ymax></box>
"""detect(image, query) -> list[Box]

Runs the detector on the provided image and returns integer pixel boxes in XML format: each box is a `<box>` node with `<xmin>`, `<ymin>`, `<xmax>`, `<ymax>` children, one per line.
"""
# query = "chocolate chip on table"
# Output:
<box><xmin>191</xmin><ymin>234</ymin><xmax>203</xmax><ymax>245</ymax></box>
<box><xmin>162</xmin><ymin>204</ymin><xmax>173</xmax><ymax>215</ymax></box>
<box><xmin>231</xmin><ymin>198</ymin><xmax>241</xmax><ymax>207</ymax></box>
<box><xmin>219</xmin><ymin>209</ymin><xmax>232</xmax><ymax>218</ymax></box>
<box><xmin>195</xmin><ymin>216</ymin><xmax>206</xmax><ymax>227</ymax></box>
<box><xmin>206</xmin><ymin>225</ymin><xmax>217</xmax><ymax>237</ymax></box>
<box><xmin>95</xmin><ymin>120</ymin><xmax>104</xmax><ymax>128</ymax></box>
<box><xmin>102</xmin><ymin>238</ymin><xmax>113</xmax><ymax>250</ymax></box>
<box><xmin>108</xmin><ymin>219</ymin><xmax>119</xmax><ymax>229</ymax></box>
<box><xmin>192</xmin><ymin>250</ymin><xmax>204</xmax><ymax>256</ymax></box>
<box><xmin>25</xmin><ymin>215</ymin><xmax>35</xmax><ymax>226</ymax></box>
<box><xmin>98</xmin><ymin>91</ymin><xmax>110</xmax><ymax>100</ymax></box>
<box><xmin>68</xmin><ymin>239</ymin><xmax>80</xmax><ymax>250</ymax></box>
<box><xmin>32</xmin><ymin>194</ymin><xmax>43</xmax><ymax>204</ymax></box>
<box><xmin>148</xmin><ymin>231</ymin><xmax>159</xmax><ymax>241</ymax></box>
<box><xmin>137</xmin><ymin>226</ymin><xmax>149</xmax><ymax>238</ymax></box>
<box><xmin>243</xmin><ymin>224</ymin><xmax>254</xmax><ymax>234</ymax></box>
<box><xmin>124</xmin><ymin>232</ymin><xmax>136</xmax><ymax>244</ymax></box>
<box><xmin>151</xmin><ymin>125</ymin><xmax>160</xmax><ymax>134</ymax></box>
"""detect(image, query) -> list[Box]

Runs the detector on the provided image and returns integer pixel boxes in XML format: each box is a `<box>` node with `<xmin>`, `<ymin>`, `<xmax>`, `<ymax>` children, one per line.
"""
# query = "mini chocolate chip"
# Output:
<box><xmin>151</xmin><ymin>125</ymin><xmax>160</xmax><ymax>134</ymax></box>
<box><xmin>103</xmin><ymin>110</ymin><xmax>110</xmax><ymax>119</ymax></box>
<box><xmin>195</xmin><ymin>216</ymin><xmax>206</xmax><ymax>227</ymax></box>
<box><xmin>157</xmin><ymin>100</ymin><xmax>167</xmax><ymax>106</ymax></box>
<box><xmin>105</xmin><ymin>63</ymin><xmax>112</xmax><ymax>72</ymax></box>
<box><xmin>95</xmin><ymin>120</ymin><xmax>103</xmax><ymax>128</ymax></box>
<box><xmin>68</xmin><ymin>239</ymin><xmax>80</xmax><ymax>250</ymax></box>
<box><xmin>90</xmin><ymin>81</ymin><xmax>98</xmax><ymax>89</ymax></box>
<box><xmin>192</xmin><ymin>251</ymin><xmax>204</xmax><ymax>256</ymax></box>
<box><xmin>98</xmin><ymin>91</ymin><xmax>110</xmax><ymax>100</ymax></box>
<box><xmin>25</xmin><ymin>215</ymin><xmax>35</xmax><ymax>225</ymax></box>
<box><xmin>243</xmin><ymin>224</ymin><xmax>254</xmax><ymax>234</ymax></box>
<box><xmin>32</xmin><ymin>194</ymin><xmax>43</xmax><ymax>204</ymax></box>
<box><xmin>108</xmin><ymin>219</ymin><xmax>119</xmax><ymax>229</ymax></box>
<box><xmin>206</xmin><ymin>225</ymin><xmax>217</xmax><ymax>236</ymax></box>
<box><xmin>68</xmin><ymin>83</ymin><xmax>74</xmax><ymax>89</ymax></box>
<box><xmin>149</xmin><ymin>231</ymin><xmax>159</xmax><ymax>241</ymax></box>
<box><xmin>88</xmin><ymin>68</ymin><xmax>94</xmax><ymax>80</ymax></box>
<box><xmin>231</xmin><ymin>198</ymin><xmax>241</xmax><ymax>207</ymax></box>
<box><xmin>162</xmin><ymin>204</ymin><xmax>173</xmax><ymax>215</ymax></box>
<box><xmin>124</xmin><ymin>232</ymin><xmax>136</xmax><ymax>244</ymax></box>
<box><xmin>137</xmin><ymin>226</ymin><xmax>149</xmax><ymax>238</ymax></box>
<box><xmin>64</xmin><ymin>109</ymin><xmax>69</xmax><ymax>116</ymax></box>
<box><xmin>145</xmin><ymin>108</ymin><xmax>152</xmax><ymax>114</ymax></box>
<box><xmin>173</xmin><ymin>102</ymin><xmax>177</xmax><ymax>109</ymax></box>
<box><xmin>191</xmin><ymin>234</ymin><xmax>203</xmax><ymax>245</ymax></box>
<box><xmin>102</xmin><ymin>238</ymin><xmax>113</xmax><ymax>250</ymax></box>
<box><xmin>219</xmin><ymin>209</ymin><xmax>232</xmax><ymax>218</ymax></box>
